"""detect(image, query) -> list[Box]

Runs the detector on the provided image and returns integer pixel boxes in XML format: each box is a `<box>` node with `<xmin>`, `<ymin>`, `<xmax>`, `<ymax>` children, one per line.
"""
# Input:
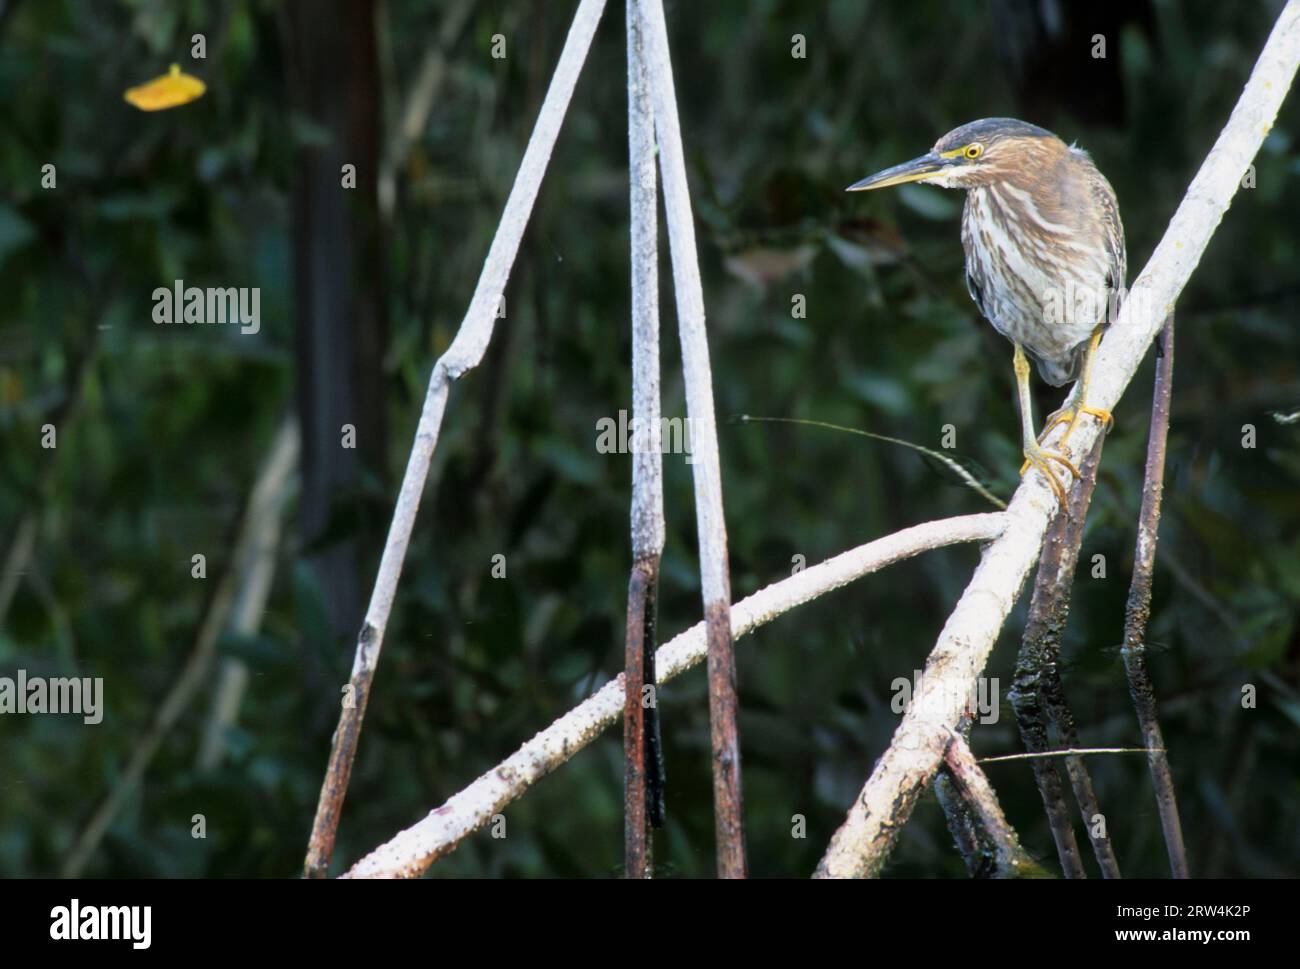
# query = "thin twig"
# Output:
<box><xmin>301</xmin><ymin>0</ymin><xmax>609</xmax><ymax>878</ymax></box>
<box><xmin>344</xmin><ymin>513</ymin><xmax>1005</xmax><ymax>877</ymax></box>
<box><xmin>623</xmin><ymin>0</ymin><xmax>666</xmax><ymax>880</ymax></box>
<box><xmin>978</xmin><ymin>747</ymin><xmax>1161</xmax><ymax>765</ymax></box>
<box><xmin>1121</xmin><ymin>315</ymin><xmax>1189</xmax><ymax>877</ymax></box>
<box><xmin>739</xmin><ymin>415</ymin><xmax>1007</xmax><ymax>510</ymax></box>
<box><xmin>815</xmin><ymin>3</ymin><xmax>1300</xmax><ymax>877</ymax></box>
<box><xmin>637</xmin><ymin>0</ymin><xmax>745</xmax><ymax>877</ymax></box>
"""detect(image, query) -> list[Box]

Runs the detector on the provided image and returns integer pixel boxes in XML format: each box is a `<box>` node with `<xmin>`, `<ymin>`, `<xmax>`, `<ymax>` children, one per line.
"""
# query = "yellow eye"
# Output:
<box><xmin>964</xmin><ymin>143</ymin><xmax>983</xmax><ymax>160</ymax></box>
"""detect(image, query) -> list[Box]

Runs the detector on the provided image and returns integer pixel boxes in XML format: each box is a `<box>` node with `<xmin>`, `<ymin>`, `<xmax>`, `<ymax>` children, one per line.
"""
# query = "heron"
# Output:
<box><xmin>848</xmin><ymin>118</ymin><xmax>1126</xmax><ymax>503</ymax></box>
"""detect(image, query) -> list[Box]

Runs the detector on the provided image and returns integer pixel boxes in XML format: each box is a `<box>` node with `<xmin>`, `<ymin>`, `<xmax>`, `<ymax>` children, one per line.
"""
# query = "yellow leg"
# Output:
<box><xmin>1015</xmin><ymin>343</ymin><xmax>1079</xmax><ymax>503</ymax></box>
<box><xmin>1039</xmin><ymin>326</ymin><xmax>1114</xmax><ymax>447</ymax></box>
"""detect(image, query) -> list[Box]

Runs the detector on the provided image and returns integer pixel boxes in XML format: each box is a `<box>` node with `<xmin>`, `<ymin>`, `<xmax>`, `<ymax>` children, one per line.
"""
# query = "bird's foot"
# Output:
<box><xmin>1038</xmin><ymin>405</ymin><xmax>1114</xmax><ymax>447</ymax></box>
<box><xmin>1019</xmin><ymin>440</ymin><xmax>1081</xmax><ymax>503</ymax></box>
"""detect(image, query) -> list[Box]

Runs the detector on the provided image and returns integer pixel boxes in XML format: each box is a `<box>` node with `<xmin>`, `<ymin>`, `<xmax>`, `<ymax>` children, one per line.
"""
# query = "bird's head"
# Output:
<box><xmin>847</xmin><ymin>118</ymin><xmax>1062</xmax><ymax>193</ymax></box>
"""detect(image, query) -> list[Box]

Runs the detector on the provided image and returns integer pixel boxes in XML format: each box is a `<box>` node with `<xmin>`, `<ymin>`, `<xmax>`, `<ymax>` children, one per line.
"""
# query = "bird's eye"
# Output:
<box><xmin>965</xmin><ymin>143</ymin><xmax>983</xmax><ymax>160</ymax></box>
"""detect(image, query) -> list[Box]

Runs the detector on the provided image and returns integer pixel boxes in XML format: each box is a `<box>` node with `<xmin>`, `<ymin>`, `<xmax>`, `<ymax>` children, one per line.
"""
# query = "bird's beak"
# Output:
<box><xmin>846</xmin><ymin>151</ymin><xmax>951</xmax><ymax>192</ymax></box>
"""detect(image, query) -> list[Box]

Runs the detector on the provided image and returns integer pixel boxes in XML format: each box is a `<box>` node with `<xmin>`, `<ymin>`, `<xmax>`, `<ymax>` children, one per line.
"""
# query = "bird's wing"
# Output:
<box><xmin>965</xmin><ymin>269</ymin><xmax>990</xmax><ymax>322</ymax></box>
<box><xmin>1093</xmin><ymin>172</ymin><xmax>1127</xmax><ymax>304</ymax></box>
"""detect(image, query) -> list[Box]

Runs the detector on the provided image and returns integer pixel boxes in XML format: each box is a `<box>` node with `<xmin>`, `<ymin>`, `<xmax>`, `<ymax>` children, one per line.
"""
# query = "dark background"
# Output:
<box><xmin>0</xmin><ymin>0</ymin><xmax>1296</xmax><ymax>878</ymax></box>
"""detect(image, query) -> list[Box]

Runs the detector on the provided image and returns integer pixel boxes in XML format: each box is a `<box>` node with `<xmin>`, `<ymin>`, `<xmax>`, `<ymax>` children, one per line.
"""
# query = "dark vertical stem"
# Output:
<box><xmin>937</xmin><ymin>729</ymin><xmax>1044</xmax><ymax>878</ymax></box>
<box><xmin>624</xmin><ymin>559</ymin><xmax>662</xmax><ymax>877</ymax></box>
<box><xmin>706</xmin><ymin>599</ymin><xmax>746</xmax><ymax>877</ymax></box>
<box><xmin>643</xmin><ymin>589</ymin><xmax>666</xmax><ymax>834</ymax></box>
<box><xmin>1009</xmin><ymin>435</ymin><xmax>1120</xmax><ymax>877</ymax></box>
<box><xmin>624</xmin><ymin>0</ymin><xmax>666</xmax><ymax>878</ymax></box>
<box><xmin>304</xmin><ymin>624</ymin><xmax>377</xmax><ymax>878</ymax></box>
<box><xmin>1041</xmin><ymin>672</ymin><xmax>1117</xmax><ymax>875</ymax></box>
<box><xmin>623</xmin><ymin>566</ymin><xmax>649</xmax><ymax>878</ymax></box>
<box><xmin>284</xmin><ymin>0</ymin><xmax>387</xmax><ymax>643</ymax></box>
<box><xmin>935</xmin><ymin>766</ymin><xmax>990</xmax><ymax>877</ymax></box>
<box><xmin>1121</xmin><ymin>316</ymin><xmax>1189</xmax><ymax>878</ymax></box>
<box><xmin>636</xmin><ymin>0</ymin><xmax>746</xmax><ymax>878</ymax></box>
<box><xmin>1009</xmin><ymin>674</ymin><xmax>1087</xmax><ymax>876</ymax></box>
<box><xmin>287</xmin><ymin>0</ymin><xmax>387</xmax><ymax>879</ymax></box>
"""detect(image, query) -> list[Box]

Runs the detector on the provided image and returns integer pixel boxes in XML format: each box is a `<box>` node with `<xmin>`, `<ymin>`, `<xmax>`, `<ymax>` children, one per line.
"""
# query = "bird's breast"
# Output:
<box><xmin>961</xmin><ymin>184</ymin><xmax>1111</xmax><ymax>383</ymax></box>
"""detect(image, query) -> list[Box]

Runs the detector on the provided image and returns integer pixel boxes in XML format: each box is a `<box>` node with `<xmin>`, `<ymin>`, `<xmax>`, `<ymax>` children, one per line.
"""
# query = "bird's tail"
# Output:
<box><xmin>1034</xmin><ymin>348</ymin><xmax>1083</xmax><ymax>388</ymax></box>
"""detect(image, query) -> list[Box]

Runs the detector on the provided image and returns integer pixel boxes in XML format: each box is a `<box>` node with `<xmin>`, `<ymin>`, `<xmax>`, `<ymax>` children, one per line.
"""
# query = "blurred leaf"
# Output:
<box><xmin>0</xmin><ymin>205</ymin><xmax>36</xmax><ymax>267</ymax></box>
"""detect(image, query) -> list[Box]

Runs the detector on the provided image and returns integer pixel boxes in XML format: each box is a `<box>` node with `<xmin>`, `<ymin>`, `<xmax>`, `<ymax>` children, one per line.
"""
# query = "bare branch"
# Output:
<box><xmin>936</xmin><ymin>731</ymin><xmax>1044</xmax><ymax>878</ymax></box>
<box><xmin>623</xmin><ymin>0</ymin><xmax>665</xmax><ymax>879</ymax></box>
<box><xmin>303</xmin><ymin>0</ymin><xmax>610</xmax><ymax>878</ymax></box>
<box><xmin>1121</xmin><ymin>316</ymin><xmax>1189</xmax><ymax>877</ymax></box>
<box><xmin>815</xmin><ymin>2</ymin><xmax>1300</xmax><ymax>878</ymax></box>
<box><xmin>344</xmin><ymin>513</ymin><xmax>1004</xmax><ymax>878</ymax></box>
<box><xmin>1009</xmin><ymin>436</ymin><xmax>1117</xmax><ymax>878</ymax></box>
<box><xmin>637</xmin><ymin>0</ymin><xmax>745</xmax><ymax>877</ymax></box>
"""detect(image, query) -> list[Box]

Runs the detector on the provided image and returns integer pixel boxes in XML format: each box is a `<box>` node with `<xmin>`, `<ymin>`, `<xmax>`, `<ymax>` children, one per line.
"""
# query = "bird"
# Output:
<box><xmin>847</xmin><ymin>118</ymin><xmax>1126</xmax><ymax>503</ymax></box>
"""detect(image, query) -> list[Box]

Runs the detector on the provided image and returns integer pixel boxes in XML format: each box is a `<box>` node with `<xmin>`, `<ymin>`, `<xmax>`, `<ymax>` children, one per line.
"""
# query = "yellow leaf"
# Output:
<box><xmin>124</xmin><ymin>63</ymin><xmax>205</xmax><ymax>112</ymax></box>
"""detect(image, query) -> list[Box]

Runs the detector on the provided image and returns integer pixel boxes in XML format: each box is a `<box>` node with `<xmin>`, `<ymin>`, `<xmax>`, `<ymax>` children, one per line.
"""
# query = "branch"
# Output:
<box><xmin>302</xmin><ymin>0</ymin><xmax>609</xmax><ymax>878</ymax></box>
<box><xmin>1009</xmin><ymin>436</ymin><xmax>1118</xmax><ymax>878</ymax></box>
<box><xmin>1121</xmin><ymin>316</ymin><xmax>1189</xmax><ymax>877</ymax></box>
<box><xmin>637</xmin><ymin>0</ymin><xmax>745</xmax><ymax>877</ymax></box>
<box><xmin>978</xmin><ymin>748</ymin><xmax>1161</xmax><ymax>765</ymax></box>
<box><xmin>623</xmin><ymin>0</ymin><xmax>666</xmax><ymax>879</ymax></box>
<box><xmin>815</xmin><ymin>1</ymin><xmax>1300</xmax><ymax>878</ymax></box>
<box><xmin>343</xmin><ymin>513</ymin><xmax>1004</xmax><ymax>877</ymax></box>
<box><xmin>936</xmin><ymin>731</ymin><xmax>1046</xmax><ymax>878</ymax></box>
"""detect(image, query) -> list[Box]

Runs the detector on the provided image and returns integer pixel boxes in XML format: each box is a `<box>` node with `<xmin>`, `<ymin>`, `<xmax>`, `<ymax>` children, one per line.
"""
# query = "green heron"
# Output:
<box><xmin>848</xmin><ymin>118</ymin><xmax>1126</xmax><ymax>502</ymax></box>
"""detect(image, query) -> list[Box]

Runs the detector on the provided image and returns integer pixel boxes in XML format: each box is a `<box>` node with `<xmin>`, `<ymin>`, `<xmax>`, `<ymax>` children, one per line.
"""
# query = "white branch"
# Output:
<box><xmin>815</xmin><ymin>0</ymin><xmax>1300</xmax><ymax>878</ymax></box>
<box><xmin>637</xmin><ymin>0</ymin><xmax>746</xmax><ymax>873</ymax></box>
<box><xmin>343</xmin><ymin>513</ymin><xmax>1004</xmax><ymax>877</ymax></box>
<box><xmin>305</xmin><ymin>0</ymin><xmax>609</xmax><ymax>875</ymax></box>
<box><xmin>627</xmin><ymin>0</ymin><xmax>664</xmax><ymax>561</ymax></box>
<box><xmin>358</xmin><ymin>0</ymin><xmax>608</xmax><ymax>662</ymax></box>
<box><xmin>638</xmin><ymin>0</ymin><xmax>730</xmax><ymax>608</ymax></box>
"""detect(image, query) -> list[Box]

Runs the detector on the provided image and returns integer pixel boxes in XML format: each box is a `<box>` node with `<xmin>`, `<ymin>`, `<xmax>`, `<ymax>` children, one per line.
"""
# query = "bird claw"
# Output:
<box><xmin>1038</xmin><ymin>406</ymin><xmax>1114</xmax><ymax>448</ymax></box>
<box><xmin>1079</xmin><ymin>406</ymin><xmax>1115</xmax><ymax>431</ymax></box>
<box><xmin>1036</xmin><ymin>410</ymin><xmax>1073</xmax><ymax>445</ymax></box>
<box><xmin>1019</xmin><ymin>442</ymin><xmax>1080</xmax><ymax>504</ymax></box>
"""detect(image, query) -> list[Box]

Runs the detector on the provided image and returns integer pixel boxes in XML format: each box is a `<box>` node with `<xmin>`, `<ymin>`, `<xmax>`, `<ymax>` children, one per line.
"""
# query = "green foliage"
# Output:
<box><xmin>0</xmin><ymin>0</ymin><xmax>1296</xmax><ymax>878</ymax></box>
